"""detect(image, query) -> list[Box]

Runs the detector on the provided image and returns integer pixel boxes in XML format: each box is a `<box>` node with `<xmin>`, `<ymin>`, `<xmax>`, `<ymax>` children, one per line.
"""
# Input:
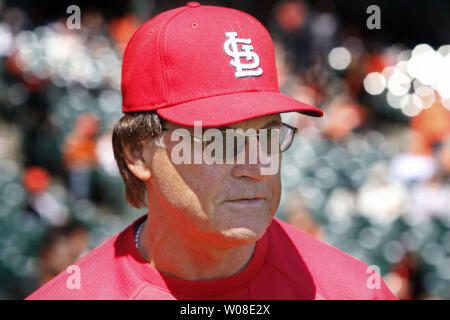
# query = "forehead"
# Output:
<box><xmin>166</xmin><ymin>113</ymin><xmax>282</xmax><ymax>131</ymax></box>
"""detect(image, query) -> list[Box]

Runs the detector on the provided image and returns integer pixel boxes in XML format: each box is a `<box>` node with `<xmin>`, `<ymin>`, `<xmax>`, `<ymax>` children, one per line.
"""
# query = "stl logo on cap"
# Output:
<box><xmin>223</xmin><ymin>32</ymin><xmax>263</xmax><ymax>79</ymax></box>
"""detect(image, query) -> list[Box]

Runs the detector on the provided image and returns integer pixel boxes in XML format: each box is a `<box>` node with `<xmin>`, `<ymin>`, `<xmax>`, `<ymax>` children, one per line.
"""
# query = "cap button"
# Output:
<box><xmin>187</xmin><ymin>2</ymin><xmax>200</xmax><ymax>7</ymax></box>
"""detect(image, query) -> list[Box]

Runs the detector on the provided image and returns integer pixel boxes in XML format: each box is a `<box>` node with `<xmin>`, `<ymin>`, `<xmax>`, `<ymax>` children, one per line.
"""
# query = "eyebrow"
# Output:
<box><xmin>216</xmin><ymin>119</ymin><xmax>282</xmax><ymax>131</ymax></box>
<box><xmin>261</xmin><ymin>119</ymin><xmax>283</xmax><ymax>128</ymax></box>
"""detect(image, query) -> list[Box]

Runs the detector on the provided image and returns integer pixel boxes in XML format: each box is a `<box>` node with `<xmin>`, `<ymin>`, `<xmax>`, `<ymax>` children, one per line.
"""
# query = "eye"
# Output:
<box><xmin>203</xmin><ymin>136</ymin><xmax>214</xmax><ymax>144</ymax></box>
<box><xmin>203</xmin><ymin>131</ymin><xmax>222</xmax><ymax>146</ymax></box>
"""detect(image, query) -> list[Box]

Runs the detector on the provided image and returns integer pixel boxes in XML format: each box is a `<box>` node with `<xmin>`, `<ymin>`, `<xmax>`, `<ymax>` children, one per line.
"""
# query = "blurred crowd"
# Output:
<box><xmin>0</xmin><ymin>0</ymin><xmax>449</xmax><ymax>300</ymax></box>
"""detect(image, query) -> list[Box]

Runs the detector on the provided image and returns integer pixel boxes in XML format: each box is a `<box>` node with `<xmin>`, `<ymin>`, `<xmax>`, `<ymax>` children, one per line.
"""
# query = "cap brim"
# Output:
<box><xmin>156</xmin><ymin>91</ymin><xmax>323</xmax><ymax>127</ymax></box>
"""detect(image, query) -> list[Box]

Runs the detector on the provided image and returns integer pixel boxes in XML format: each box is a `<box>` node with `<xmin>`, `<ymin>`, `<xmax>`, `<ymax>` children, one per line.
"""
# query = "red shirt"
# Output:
<box><xmin>27</xmin><ymin>216</ymin><xmax>397</xmax><ymax>300</ymax></box>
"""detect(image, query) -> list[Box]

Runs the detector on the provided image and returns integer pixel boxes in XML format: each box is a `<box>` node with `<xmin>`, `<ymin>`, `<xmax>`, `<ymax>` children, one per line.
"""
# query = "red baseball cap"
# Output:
<box><xmin>121</xmin><ymin>2</ymin><xmax>323</xmax><ymax>127</ymax></box>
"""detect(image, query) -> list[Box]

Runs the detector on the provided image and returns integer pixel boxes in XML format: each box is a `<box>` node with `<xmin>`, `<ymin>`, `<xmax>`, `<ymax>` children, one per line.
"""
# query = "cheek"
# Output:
<box><xmin>177</xmin><ymin>163</ymin><xmax>228</xmax><ymax>212</ymax></box>
<box><xmin>151</xmin><ymin>149</ymin><xmax>202</xmax><ymax>213</ymax></box>
<box><xmin>151</xmin><ymin>148</ymin><xmax>226</xmax><ymax>216</ymax></box>
<box><xmin>268</xmin><ymin>174</ymin><xmax>282</xmax><ymax>214</ymax></box>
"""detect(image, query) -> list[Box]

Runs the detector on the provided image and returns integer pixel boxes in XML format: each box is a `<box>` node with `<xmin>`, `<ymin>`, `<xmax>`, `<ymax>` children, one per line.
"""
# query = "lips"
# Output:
<box><xmin>223</xmin><ymin>196</ymin><xmax>265</xmax><ymax>208</ymax></box>
<box><xmin>226</xmin><ymin>195</ymin><xmax>264</xmax><ymax>202</ymax></box>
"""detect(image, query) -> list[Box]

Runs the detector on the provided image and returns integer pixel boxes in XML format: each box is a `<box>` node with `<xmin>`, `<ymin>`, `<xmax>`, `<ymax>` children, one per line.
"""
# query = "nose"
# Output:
<box><xmin>230</xmin><ymin>137</ymin><xmax>281</xmax><ymax>181</ymax></box>
<box><xmin>231</xmin><ymin>163</ymin><xmax>268</xmax><ymax>181</ymax></box>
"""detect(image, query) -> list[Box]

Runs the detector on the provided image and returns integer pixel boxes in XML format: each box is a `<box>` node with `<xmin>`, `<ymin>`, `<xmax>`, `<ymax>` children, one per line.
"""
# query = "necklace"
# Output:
<box><xmin>135</xmin><ymin>220</ymin><xmax>146</xmax><ymax>249</ymax></box>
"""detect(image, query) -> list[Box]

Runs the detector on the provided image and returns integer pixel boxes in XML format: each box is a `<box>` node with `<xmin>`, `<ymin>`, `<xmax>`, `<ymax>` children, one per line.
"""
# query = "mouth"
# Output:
<box><xmin>223</xmin><ymin>196</ymin><xmax>265</xmax><ymax>207</ymax></box>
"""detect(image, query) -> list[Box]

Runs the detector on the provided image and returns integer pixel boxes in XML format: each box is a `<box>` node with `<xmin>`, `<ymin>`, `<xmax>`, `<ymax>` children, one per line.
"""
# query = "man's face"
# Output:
<box><xmin>145</xmin><ymin>114</ymin><xmax>282</xmax><ymax>247</ymax></box>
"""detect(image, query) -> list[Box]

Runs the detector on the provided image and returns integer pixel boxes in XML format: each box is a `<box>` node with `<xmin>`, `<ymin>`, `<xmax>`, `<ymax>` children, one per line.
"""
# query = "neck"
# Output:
<box><xmin>137</xmin><ymin>208</ymin><xmax>256</xmax><ymax>281</ymax></box>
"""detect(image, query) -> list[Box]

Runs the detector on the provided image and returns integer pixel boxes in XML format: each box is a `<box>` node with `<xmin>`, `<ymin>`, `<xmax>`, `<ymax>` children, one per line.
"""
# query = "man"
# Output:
<box><xmin>28</xmin><ymin>2</ymin><xmax>396</xmax><ymax>300</ymax></box>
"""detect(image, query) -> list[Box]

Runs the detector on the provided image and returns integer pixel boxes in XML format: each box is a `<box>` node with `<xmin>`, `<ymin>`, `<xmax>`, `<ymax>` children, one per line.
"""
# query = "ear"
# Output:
<box><xmin>123</xmin><ymin>142</ymin><xmax>152</xmax><ymax>181</ymax></box>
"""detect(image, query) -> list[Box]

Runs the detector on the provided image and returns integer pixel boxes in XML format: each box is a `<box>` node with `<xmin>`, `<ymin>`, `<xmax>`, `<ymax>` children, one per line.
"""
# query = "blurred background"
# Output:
<box><xmin>0</xmin><ymin>0</ymin><xmax>449</xmax><ymax>299</ymax></box>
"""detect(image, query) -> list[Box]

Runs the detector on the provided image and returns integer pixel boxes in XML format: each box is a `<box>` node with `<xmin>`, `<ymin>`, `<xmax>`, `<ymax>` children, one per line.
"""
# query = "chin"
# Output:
<box><xmin>210</xmin><ymin>203</ymin><xmax>274</xmax><ymax>244</ymax></box>
<box><xmin>217</xmin><ymin>217</ymin><xmax>271</xmax><ymax>244</ymax></box>
<box><xmin>221</xmin><ymin>228</ymin><xmax>263</xmax><ymax>244</ymax></box>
